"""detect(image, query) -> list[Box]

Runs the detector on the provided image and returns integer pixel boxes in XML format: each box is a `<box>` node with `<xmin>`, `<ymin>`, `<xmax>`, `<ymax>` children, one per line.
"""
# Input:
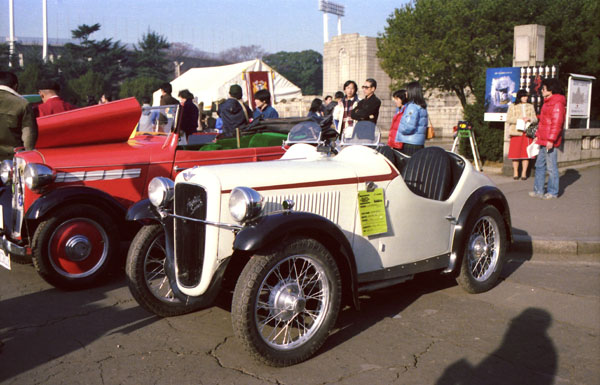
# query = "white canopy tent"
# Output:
<box><xmin>152</xmin><ymin>59</ymin><xmax>302</xmax><ymax>108</ymax></box>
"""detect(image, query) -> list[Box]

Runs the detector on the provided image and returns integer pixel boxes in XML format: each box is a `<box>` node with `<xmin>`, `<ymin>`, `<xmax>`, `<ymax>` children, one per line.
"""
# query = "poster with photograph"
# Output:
<box><xmin>484</xmin><ymin>67</ymin><xmax>521</xmax><ymax>122</ymax></box>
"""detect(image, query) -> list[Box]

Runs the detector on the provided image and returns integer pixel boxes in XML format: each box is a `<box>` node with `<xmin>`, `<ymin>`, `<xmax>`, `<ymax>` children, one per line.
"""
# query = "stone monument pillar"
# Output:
<box><xmin>323</xmin><ymin>34</ymin><xmax>395</xmax><ymax>135</ymax></box>
<box><xmin>513</xmin><ymin>25</ymin><xmax>546</xmax><ymax>67</ymax></box>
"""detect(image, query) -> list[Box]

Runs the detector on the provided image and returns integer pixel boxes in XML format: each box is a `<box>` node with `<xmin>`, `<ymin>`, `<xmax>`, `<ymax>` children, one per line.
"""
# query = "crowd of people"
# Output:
<box><xmin>0</xmin><ymin>69</ymin><xmax>567</xmax><ymax>198</ymax></box>
<box><xmin>312</xmin><ymin>78</ymin><xmax>429</xmax><ymax>157</ymax></box>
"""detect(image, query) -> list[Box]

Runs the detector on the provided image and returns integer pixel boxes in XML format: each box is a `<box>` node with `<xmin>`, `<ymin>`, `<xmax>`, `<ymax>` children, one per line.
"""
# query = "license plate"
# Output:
<box><xmin>0</xmin><ymin>248</ymin><xmax>10</xmax><ymax>270</ymax></box>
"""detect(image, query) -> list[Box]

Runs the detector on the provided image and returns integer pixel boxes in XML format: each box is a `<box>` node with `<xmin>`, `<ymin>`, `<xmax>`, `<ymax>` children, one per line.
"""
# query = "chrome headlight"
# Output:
<box><xmin>24</xmin><ymin>163</ymin><xmax>55</xmax><ymax>191</ymax></box>
<box><xmin>1</xmin><ymin>159</ymin><xmax>13</xmax><ymax>185</ymax></box>
<box><xmin>229</xmin><ymin>187</ymin><xmax>263</xmax><ymax>223</ymax></box>
<box><xmin>148</xmin><ymin>177</ymin><xmax>174</xmax><ymax>208</ymax></box>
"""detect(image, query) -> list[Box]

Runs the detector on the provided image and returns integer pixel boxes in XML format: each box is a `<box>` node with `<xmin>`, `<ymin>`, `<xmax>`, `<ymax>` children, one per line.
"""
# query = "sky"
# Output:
<box><xmin>1</xmin><ymin>0</ymin><xmax>410</xmax><ymax>54</ymax></box>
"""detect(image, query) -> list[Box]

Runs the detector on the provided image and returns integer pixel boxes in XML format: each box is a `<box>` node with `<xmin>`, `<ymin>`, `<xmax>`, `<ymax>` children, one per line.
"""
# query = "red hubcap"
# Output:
<box><xmin>49</xmin><ymin>218</ymin><xmax>108</xmax><ymax>277</ymax></box>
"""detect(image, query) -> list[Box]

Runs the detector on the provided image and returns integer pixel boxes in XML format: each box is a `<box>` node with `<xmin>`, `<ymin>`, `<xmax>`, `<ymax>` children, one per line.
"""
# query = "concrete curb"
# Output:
<box><xmin>512</xmin><ymin>234</ymin><xmax>600</xmax><ymax>255</ymax></box>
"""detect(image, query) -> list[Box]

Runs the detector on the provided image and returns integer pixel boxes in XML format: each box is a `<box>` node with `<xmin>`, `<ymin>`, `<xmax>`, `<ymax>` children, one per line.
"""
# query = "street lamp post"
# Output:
<box><xmin>318</xmin><ymin>0</ymin><xmax>345</xmax><ymax>43</ymax></box>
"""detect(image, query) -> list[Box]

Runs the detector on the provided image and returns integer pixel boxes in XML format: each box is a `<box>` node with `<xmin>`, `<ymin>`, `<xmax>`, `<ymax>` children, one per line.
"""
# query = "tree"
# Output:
<box><xmin>0</xmin><ymin>43</ymin><xmax>10</xmax><ymax>71</ymax></box>
<box><xmin>119</xmin><ymin>76</ymin><xmax>162</xmax><ymax>103</ymax></box>
<box><xmin>378</xmin><ymin>0</ymin><xmax>600</xmax><ymax>161</ymax></box>
<box><xmin>57</xmin><ymin>23</ymin><xmax>129</xmax><ymax>101</ymax></box>
<box><xmin>132</xmin><ymin>31</ymin><xmax>171</xmax><ymax>81</ymax></box>
<box><xmin>219</xmin><ymin>45</ymin><xmax>267</xmax><ymax>63</ymax></box>
<box><xmin>68</xmin><ymin>70</ymin><xmax>104</xmax><ymax>104</ymax></box>
<box><xmin>264</xmin><ymin>50</ymin><xmax>323</xmax><ymax>95</ymax></box>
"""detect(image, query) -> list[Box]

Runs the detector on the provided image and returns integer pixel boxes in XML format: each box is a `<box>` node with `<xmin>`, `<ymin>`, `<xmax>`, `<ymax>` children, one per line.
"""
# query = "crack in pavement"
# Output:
<box><xmin>208</xmin><ymin>336</ymin><xmax>281</xmax><ymax>384</ymax></box>
<box><xmin>412</xmin><ymin>340</ymin><xmax>436</xmax><ymax>368</ymax></box>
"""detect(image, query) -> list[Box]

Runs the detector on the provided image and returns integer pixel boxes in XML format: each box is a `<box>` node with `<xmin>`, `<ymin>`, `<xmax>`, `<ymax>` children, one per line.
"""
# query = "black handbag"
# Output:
<box><xmin>525</xmin><ymin>121</ymin><xmax>538</xmax><ymax>139</ymax></box>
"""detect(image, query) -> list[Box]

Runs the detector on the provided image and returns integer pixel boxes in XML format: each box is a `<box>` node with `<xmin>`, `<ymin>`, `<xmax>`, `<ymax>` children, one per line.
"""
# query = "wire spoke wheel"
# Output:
<box><xmin>232</xmin><ymin>237</ymin><xmax>341</xmax><ymax>366</ymax></box>
<box><xmin>142</xmin><ymin>231</ymin><xmax>179</xmax><ymax>304</ymax></box>
<box><xmin>255</xmin><ymin>254</ymin><xmax>330</xmax><ymax>350</ymax></box>
<box><xmin>126</xmin><ymin>224</ymin><xmax>217</xmax><ymax>317</ymax></box>
<box><xmin>467</xmin><ymin>215</ymin><xmax>499</xmax><ymax>282</ymax></box>
<box><xmin>457</xmin><ymin>205</ymin><xmax>507</xmax><ymax>294</ymax></box>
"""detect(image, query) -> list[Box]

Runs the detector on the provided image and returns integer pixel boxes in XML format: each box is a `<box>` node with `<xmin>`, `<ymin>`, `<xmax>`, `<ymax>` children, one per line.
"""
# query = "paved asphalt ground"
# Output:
<box><xmin>0</xmin><ymin>157</ymin><xmax>598</xmax><ymax>385</ymax></box>
<box><xmin>486</xmin><ymin>161</ymin><xmax>600</xmax><ymax>256</ymax></box>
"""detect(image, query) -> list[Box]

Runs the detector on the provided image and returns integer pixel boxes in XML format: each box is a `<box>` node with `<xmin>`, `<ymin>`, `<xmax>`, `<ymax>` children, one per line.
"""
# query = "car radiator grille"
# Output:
<box><xmin>10</xmin><ymin>157</ymin><xmax>26</xmax><ymax>237</ymax></box>
<box><xmin>174</xmin><ymin>183</ymin><xmax>207</xmax><ymax>287</ymax></box>
<box><xmin>262</xmin><ymin>191</ymin><xmax>340</xmax><ymax>224</ymax></box>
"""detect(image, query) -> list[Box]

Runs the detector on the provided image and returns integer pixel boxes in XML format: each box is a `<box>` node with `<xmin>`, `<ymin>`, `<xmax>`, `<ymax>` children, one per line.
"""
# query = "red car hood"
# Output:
<box><xmin>35</xmin><ymin>97</ymin><xmax>141</xmax><ymax>149</ymax></box>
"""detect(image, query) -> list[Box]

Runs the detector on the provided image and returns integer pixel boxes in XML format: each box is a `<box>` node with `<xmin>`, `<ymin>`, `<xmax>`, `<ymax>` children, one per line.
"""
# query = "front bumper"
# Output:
<box><xmin>0</xmin><ymin>187</ymin><xmax>28</xmax><ymax>257</ymax></box>
<box><xmin>1</xmin><ymin>234</ymin><xmax>27</xmax><ymax>256</ymax></box>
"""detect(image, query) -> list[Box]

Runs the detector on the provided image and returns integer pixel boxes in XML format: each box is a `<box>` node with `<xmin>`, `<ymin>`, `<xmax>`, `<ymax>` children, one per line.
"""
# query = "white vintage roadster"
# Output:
<box><xmin>125</xmin><ymin>120</ymin><xmax>512</xmax><ymax>366</ymax></box>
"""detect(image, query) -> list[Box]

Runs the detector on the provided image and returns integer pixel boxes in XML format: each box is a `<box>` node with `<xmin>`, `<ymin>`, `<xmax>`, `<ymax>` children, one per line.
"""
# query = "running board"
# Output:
<box><xmin>357</xmin><ymin>253</ymin><xmax>451</xmax><ymax>286</ymax></box>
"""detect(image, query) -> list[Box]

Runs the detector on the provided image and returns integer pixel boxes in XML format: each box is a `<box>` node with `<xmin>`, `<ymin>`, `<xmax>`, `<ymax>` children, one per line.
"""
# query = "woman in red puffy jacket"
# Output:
<box><xmin>530</xmin><ymin>78</ymin><xmax>566</xmax><ymax>199</ymax></box>
<box><xmin>387</xmin><ymin>89</ymin><xmax>407</xmax><ymax>150</ymax></box>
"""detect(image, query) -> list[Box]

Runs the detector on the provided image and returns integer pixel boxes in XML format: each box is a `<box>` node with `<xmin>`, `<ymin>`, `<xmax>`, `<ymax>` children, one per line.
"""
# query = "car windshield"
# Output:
<box><xmin>285</xmin><ymin>120</ymin><xmax>323</xmax><ymax>145</ymax></box>
<box><xmin>340</xmin><ymin>121</ymin><xmax>380</xmax><ymax>147</ymax></box>
<box><xmin>136</xmin><ymin>104</ymin><xmax>179</xmax><ymax>134</ymax></box>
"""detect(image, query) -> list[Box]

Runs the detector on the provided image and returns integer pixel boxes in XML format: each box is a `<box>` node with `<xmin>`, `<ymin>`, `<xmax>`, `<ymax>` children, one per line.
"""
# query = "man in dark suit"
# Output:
<box><xmin>351</xmin><ymin>78</ymin><xmax>381</xmax><ymax>124</ymax></box>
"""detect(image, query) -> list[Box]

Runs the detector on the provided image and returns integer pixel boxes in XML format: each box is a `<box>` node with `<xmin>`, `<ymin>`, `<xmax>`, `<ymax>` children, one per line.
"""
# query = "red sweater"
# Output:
<box><xmin>387</xmin><ymin>105</ymin><xmax>406</xmax><ymax>149</ymax></box>
<box><xmin>536</xmin><ymin>94</ymin><xmax>566</xmax><ymax>147</ymax></box>
<box><xmin>38</xmin><ymin>96</ymin><xmax>76</xmax><ymax>117</ymax></box>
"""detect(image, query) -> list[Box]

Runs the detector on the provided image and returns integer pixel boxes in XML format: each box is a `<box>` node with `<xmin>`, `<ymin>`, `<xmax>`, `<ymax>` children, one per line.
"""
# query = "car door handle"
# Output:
<box><xmin>174</xmin><ymin>166</ymin><xmax>187</xmax><ymax>172</ymax></box>
<box><xmin>445</xmin><ymin>215</ymin><xmax>457</xmax><ymax>224</ymax></box>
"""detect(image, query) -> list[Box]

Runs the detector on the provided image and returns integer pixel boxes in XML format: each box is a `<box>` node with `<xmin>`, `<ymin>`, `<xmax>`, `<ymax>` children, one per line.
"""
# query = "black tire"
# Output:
<box><xmin>231</xmin><ymin>237</ymin><xmax>341</xmax><ymax>367</ymax></box>
<box><xmin>456</xmin><ymin>205</ymin><xmax>507</xmax><ymax>294</ymax></box>
<box><xmin>10</xmin><ymin>254</ymin><xmax>32</xmax><ymax>265</ymax></box>
<box><xmin>125</xmin><ymin>224</ymin><xmax>216</xmax><ymax>317</ymax></box>
<box><xmin>31</xmin><ymin>204</ymin><xmax>119</xmax><ymax>290</ymax></box>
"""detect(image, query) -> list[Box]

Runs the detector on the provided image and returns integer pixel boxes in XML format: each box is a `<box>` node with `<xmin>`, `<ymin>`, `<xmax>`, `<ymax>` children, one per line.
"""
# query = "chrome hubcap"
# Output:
<box><xmin>270</xmin><ymin>281</ymin><xmax>307</xmax><ymax>322</ymax></box>
<box><xmin>65</xmin><ymin>235</ymin><xmax>91</xmax><ymax>261</ymax></box>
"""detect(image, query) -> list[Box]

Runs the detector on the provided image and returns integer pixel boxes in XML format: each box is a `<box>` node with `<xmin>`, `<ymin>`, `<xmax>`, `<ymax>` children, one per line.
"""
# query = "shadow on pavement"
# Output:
<box><xmin>558</xmin><ymin>168</ymin><xmax>580</xmax><ymax>197</ymax></box>
<box><xmin>504</xmin><ymin>226</ymin><xmax>533</xmax><ymax>279</ymax></box>
<box><xmin>435</xmin><ymin>308</ymin><xmax>557</xmax><ymax>384</ymax></box>
<box><xmin>0</xmin><ymin>279</ymin><xmax>157</xmax><ymax>382</ymax></box>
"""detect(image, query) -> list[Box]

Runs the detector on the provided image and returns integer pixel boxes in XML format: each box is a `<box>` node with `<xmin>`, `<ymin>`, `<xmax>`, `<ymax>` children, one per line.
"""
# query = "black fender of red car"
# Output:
<box><xmin>234</xmin><ymin>211</ymin><xmax>360</xmax><ymax>309</ymax></box>
<box><xmin>450</xmin><ymin>185</ymin><xmax>512</xmax><ymax>274</ymax></box>
<box><xmin>26</xmin><ymin>186</ymin><xmax>127</xmax><ymax>221</ymax></box>
<box><xmin>125</xmin><ymin>198</ymin><xmax>161</xmax><ymax>224</ymax></box>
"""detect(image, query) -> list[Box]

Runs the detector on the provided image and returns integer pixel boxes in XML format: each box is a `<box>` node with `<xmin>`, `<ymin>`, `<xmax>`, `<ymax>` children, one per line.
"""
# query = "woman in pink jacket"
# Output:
<box><xmin>530</xmin><ymin>78</ymin><xmax>566</xmax><ymax>200</ymax></box>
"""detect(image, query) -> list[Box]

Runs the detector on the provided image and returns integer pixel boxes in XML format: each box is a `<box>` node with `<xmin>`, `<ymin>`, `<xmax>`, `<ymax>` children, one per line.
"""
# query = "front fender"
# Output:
<box><xmin>234</xmin><ymin>211</ymin><xmax>360</xmax><ymax>309</ymax></box>
<box><xmin>126</xmin><ymin>198</ymin><xmax>161</xmax><ymax>223</ymax></box>
<box><xmin>26</xmin><ymin>186</ymin><xmax>126</xmax><ymax>220</ymax></box>
<box><xmin>450</xmin><ymin>185</ymin><xmax>512</xmax><ymax>274</ymax></box>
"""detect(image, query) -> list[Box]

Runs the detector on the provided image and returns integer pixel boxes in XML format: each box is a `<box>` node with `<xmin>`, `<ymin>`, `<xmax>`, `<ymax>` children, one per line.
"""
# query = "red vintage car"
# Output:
<box><xmin>0</xmin><ymin>97</ymin><xmax>294</xmax><ymax>289</ymax></box>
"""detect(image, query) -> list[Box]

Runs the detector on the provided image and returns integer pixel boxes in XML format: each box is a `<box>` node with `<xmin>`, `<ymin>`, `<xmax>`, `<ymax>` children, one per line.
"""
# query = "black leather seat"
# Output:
<box><xmin>401</xmin><ymin>147</ymin><xmax>452</xmax><ymax>201</ymax></box>
<box><xmin>377</xmin><ymin>145</ymin><xmax>407</xmax><ymax>173</ymax></box>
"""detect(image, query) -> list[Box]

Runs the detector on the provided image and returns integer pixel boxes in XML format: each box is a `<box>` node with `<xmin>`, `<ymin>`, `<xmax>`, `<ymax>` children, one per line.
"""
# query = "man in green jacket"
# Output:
<box><xmin>0</xmin><ymin>71</ymin><xmax>37</xmax><ymax>161</ymax></box>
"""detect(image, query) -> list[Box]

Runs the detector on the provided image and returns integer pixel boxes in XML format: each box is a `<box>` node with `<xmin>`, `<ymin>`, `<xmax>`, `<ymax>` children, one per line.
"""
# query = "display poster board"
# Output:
<box><xmin>245</xmin><ymin>71</ymin><xmax>273</xmax><ymax>110</ymax></box>
<box><xmin>484</xmin><ymin>67</ymin><xmax>520</xmax><ymax>122</ymax></box>
<box><xmin>568</xmin><ymin>79</ymin><xmax>592</xmax><ymax>117</ymax></box>
<box><xmin>566</xmin><ymin>74</ymin><xmax>595</xmax><ymax>129</ymax></box>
